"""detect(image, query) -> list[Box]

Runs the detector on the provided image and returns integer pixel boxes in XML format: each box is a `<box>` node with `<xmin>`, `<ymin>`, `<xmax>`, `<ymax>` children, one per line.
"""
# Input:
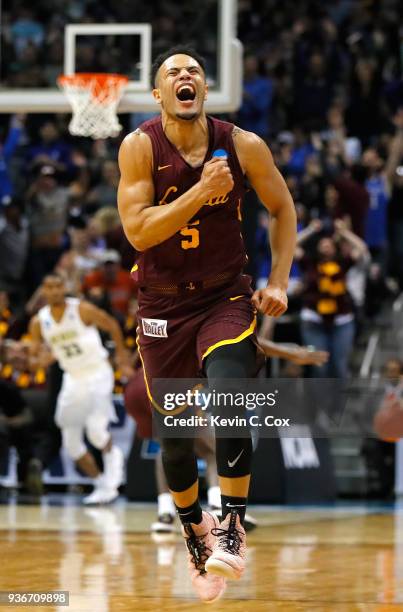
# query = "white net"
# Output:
<box><xmin>58</xmin><ymin>73</ymin><xmax>129</xmax><ymax>139</ymax></box>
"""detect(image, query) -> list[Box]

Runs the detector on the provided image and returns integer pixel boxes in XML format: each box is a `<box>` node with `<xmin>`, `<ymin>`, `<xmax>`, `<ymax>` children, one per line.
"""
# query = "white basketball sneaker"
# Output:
<box><xmin>82</xmin><ymin>472</ymin><xmax>117</xmax><ymax>505</ymax></box>
<box><xmin>83</xmin><ymin>485</ymin><xmax>119</xmax><ymax>505</ymax></box>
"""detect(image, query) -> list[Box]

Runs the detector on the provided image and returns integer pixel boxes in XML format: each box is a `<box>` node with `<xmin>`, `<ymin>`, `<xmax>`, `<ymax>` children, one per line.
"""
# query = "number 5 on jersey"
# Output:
<box><xmin>180</xmin><ymin>220</ymin><xmax>200</xmax><ymax>250</ymax></box>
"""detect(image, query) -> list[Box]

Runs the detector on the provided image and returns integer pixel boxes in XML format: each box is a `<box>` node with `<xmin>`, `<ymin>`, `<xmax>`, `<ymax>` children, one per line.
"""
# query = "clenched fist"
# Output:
<box><xmin>252</xmin><ymin>285</ymin><xmax>288</xmax><ymax>317</ymax></box>
<box><xmin>199</xmin><ymin>156</ymin><xmax>234</xmax><ymax>199</ymax></box>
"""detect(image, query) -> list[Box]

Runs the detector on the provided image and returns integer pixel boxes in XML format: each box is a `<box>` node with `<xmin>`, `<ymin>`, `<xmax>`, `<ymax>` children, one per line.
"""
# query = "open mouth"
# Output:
<box><xmin>176</xmin><ymin>84</ymin><xmax>196</xmax><ymax>102</ymax></box>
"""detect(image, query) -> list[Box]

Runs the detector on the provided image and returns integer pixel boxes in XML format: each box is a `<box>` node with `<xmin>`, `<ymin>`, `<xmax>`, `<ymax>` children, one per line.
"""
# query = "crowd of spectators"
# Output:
<box><xmin>0</xmin><ymin>0</ymin><xmax>403</xmax><ymax>491</ymax></box>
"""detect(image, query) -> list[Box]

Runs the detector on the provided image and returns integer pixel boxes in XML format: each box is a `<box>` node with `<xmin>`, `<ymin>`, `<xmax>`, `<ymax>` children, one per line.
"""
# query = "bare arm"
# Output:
<box><xmin>258</xmin><ymin>314</ymin><xmax>276</xmax><ymax>341</ymax></box>
<box><xmin>258</xmin><ymin>337</ymin><xmax>329</xmax><ymax>366</ymax></box>
<box><xmin>334</xmin><ymin>219</ymin><xmax>369</xmax><ymax>261</ymax></box>
<box><xmin>296</xmin><ymin>219</ymin><xmax>323</xmax><ymax>246</ymax></box>
<box><xmin>79</xmin><ymin>301</ymin><xmax>133</xmax><ymax>376</ymax></box>
<box><xmin>79</xmin><ymin>301</ymin><xmax>125</xmax><ymax>355</ymax></box>
<box><xmin>234</xmin><ymin>128</ymin><xmax>297</xmax><ymax>316</ymax></box>
<box><xmin>234</xmin><ymin>130</ymin><xmax>296</xmax><ymax>289</ymax></box>
<box><xmin>117</xmin><ymin>130</ymin><xmax>233</xmax><ymax>251</ymax></box>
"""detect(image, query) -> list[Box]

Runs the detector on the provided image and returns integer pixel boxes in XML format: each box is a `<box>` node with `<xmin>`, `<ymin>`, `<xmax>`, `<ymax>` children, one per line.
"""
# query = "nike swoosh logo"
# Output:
<box><xmin>178</xmin><ymin>510</ymin><xmax>193</xmax><ymax>516</ymax></box>
<box><xmin>226</xmin><ymin>503</ymin><xmax>246</xmax><ymax>508</ymax></box>
<box><xmin>227</xmin><ymin>449</ymin><xmax>244</xmax><ymax>468</ymax></box>
<box><xmin>158</xmin><ymin>164</ymin><xmax>172</xmax><ymax>171</ymax></box>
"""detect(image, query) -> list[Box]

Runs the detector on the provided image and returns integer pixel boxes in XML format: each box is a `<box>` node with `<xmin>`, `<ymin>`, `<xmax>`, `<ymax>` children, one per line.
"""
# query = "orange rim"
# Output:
<box><xmin>57</xmin><ymin>73</ymin><xmax>129</xmax><ymax>100</ymax></box>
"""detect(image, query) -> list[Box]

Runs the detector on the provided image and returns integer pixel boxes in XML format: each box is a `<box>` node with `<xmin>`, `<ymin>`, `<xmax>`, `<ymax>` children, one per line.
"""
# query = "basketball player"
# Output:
<box><xmin>28</xmin><ymin>274</ymin><xmax>132</xmax><ymax>505</ymax></box>
<box><xmin>118</xmin><ymin>46</ymin><xmax>297</xmax><ymax>602</ymax></box>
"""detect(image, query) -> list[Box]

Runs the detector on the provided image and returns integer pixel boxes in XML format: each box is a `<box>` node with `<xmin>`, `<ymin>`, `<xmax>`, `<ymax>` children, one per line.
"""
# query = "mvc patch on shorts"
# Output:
<box><xmin>141</xmin><ymin>318</ymin><xmax>168</xmax><ymax>338</ymax></box>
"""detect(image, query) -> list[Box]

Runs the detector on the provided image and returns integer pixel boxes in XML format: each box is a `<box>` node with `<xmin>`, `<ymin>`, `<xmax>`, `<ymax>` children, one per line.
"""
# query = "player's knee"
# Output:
<box><xmin>86</xmin><ymin>424</ymin><xmax>110</xmax><ymax>450</ymax></box>
<box><xmin>62</xmin><ymin>428</ymin><xmax>86</xmax><ymax>461</ymax></box>
<box><xmin>205</xmin><ymin>338</ymin><xmax>257</xmax><ymax>379</ymax></box>
<box><xmin>160</xmin><ymin>438</ymin><xmax>198</xmax><ymax>492</ymax></box>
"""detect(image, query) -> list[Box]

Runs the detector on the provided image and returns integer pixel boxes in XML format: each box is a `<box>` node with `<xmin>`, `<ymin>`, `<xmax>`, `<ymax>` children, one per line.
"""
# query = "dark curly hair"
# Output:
<box><xmin>151</xmin><ymin>45</ymin><xmax>206</xmax><ymax>87</ymax></box>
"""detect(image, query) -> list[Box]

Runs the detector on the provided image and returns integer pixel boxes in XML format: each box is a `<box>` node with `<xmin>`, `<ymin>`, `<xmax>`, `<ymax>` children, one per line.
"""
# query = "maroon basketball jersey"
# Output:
<box><xmin>131</xmin><ymin>115</ymin><xmax>247</xmax><ymax>287</ymax></box>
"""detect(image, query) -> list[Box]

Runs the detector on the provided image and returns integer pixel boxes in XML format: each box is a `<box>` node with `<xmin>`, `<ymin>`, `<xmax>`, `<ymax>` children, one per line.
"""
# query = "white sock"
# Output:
<box><xmin>94</xmin><ymin>473</ymin><xmax>104</xmax><ymax>489</ymax></box>
<box><xmin>102</xmin><ymin>445</ymin><xmax>123</xmax><ymax>490</ymax></box>
<box><xmin>158</xmin><ymin>493</ymin><xmax>175</xmax><ymax>517</ymax></box>
<box><xmin>207</xmin><ymin>485</ymin><xmax>221</xmax><ymax>508</ymax></box>
<box><xmin>103</xmin><ymin>445</ymin><xmax>115</xmax><ymax>468</ymax></box>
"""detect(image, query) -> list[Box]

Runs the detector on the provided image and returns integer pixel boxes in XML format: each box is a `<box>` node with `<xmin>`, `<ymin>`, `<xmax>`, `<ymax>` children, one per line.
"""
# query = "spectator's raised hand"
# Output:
<box><xmin>309</xmin><ymin>218</ymin><xmax>323</xmax><ymax>232</ymax></box>
<box><xmin>334</xmin><ymin>219</ymin><xmax>347</xmax><ymax>233</ymax></box>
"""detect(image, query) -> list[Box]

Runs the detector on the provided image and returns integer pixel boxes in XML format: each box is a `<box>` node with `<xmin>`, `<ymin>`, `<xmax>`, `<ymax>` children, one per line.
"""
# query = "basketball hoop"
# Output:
<box><xmin>57</xmin><ymin>73</ymin><xmax>129</xmax><ymax>139</ymax></box>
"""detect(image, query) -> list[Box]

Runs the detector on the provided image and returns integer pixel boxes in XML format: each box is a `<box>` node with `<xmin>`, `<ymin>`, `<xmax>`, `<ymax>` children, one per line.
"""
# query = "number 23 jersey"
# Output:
<box><xmin>38</xmin><ymin>298</ymin><xmax>109</xmax><ymax>375</ymax></box>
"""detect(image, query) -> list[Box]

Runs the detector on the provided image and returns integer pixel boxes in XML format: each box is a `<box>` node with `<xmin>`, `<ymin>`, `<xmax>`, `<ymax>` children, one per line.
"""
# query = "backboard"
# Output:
<box><xmin>0</xmin><ymin>0</ymin><xmax>242</xmax><ymax>114</ymax></box>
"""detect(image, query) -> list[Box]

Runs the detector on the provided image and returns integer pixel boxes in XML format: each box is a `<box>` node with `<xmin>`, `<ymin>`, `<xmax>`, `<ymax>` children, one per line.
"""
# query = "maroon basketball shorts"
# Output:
<box><xmin>137</xmin><ymin>275</ymin><xmax>257</xmax><ymax>403</ymax></box>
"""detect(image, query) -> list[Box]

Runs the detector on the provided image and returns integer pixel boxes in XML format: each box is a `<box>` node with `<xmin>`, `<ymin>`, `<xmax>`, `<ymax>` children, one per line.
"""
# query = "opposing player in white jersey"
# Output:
<box><xmin>29</xmin><ymin>273</ymin><xmax>133</xmax><ymax>504</ymax></box>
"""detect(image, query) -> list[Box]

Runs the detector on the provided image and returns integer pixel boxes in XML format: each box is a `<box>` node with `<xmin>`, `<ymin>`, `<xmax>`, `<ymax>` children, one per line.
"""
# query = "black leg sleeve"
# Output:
<box><xmin>204</xmin><ymin>338</ymin><xmax>256</xmax><ymax>479</ymax></box>
<box><xmin>160</xmin><ymin>437</ymin><xmax>197</xmax><ymax>492</ymax></box>
<box><xmin>204</xmin><ymin>338</ymin><xmax>257</xmax><ymax>524</ymax></box>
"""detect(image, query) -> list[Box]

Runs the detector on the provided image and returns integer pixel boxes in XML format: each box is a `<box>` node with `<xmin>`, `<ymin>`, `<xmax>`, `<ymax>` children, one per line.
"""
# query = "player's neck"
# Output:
<box><xmin>162</xmin><ymin>113</ymin><xmax>208</xmax><ymax>155</ymax></box>
<box><xmin>50</xmin><ymin>302</ymin><xmax>66</xmax><ymax>322</ymax></box>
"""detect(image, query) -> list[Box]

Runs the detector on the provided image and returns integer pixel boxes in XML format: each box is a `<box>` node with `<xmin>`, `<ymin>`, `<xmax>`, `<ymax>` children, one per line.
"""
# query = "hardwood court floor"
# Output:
<box><xmin>1</xmin><ymin>496</ymin><xmax>403</xmax><ymax>611</ymax></box>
